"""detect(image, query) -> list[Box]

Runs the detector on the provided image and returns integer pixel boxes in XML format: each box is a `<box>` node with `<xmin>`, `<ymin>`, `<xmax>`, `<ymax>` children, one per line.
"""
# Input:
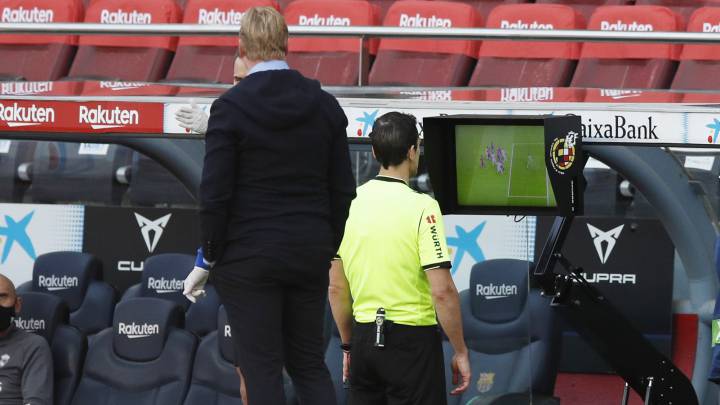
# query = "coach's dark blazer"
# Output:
<box><xmin>199</xmin><ymin>68</ymin><xmax>356</xmax><ymax>264</ymax></box>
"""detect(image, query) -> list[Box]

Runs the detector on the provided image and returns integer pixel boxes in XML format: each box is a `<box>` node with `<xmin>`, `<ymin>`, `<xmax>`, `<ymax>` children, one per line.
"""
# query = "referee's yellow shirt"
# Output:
<box><xmin>338</xmin><ymin>176</ymin><xmax>452</xmax><ymax>326</ymax></box>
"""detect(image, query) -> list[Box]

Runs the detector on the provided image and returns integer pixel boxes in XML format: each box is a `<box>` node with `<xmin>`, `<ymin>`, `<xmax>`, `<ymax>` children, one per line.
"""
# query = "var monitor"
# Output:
<box><xmin>423</xmin><ymin>115</ymin><xmax>585</xmax><ymax>216</ymax></box>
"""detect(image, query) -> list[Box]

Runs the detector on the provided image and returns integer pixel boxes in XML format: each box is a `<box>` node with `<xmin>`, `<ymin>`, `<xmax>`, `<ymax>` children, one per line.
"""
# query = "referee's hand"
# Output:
<box><xmin>450</xmin><ymin>351</ymin><xmax>471</xmax><ymax>395</ymax></box>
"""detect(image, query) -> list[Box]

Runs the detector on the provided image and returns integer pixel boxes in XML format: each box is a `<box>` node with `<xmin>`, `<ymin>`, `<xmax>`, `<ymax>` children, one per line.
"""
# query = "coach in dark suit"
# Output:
<box><xmin>182</xmin><ymin>7</ymin><xmax>356</xmax><ymax>405</ymax></box>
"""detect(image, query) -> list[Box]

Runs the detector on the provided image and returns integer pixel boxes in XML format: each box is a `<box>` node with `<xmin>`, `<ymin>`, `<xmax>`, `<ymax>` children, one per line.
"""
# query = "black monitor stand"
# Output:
<box><xmin>533</xmin><ymin>216</ymin><xmax>698</xmax><ymax>405</ymax></box>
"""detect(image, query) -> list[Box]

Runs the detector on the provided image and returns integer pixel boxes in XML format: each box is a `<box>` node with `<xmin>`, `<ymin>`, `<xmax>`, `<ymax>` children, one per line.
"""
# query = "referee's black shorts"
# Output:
<box><xmin>349</xmin><ymin>321</ymin><xmax>447</xmax><ymax>405</ymax></box>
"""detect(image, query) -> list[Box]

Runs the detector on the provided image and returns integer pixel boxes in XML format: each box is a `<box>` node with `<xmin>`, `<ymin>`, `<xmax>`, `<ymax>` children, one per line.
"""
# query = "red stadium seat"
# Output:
<box><xmin>67</xmin><ymin>0</ymin><xmax>181</xmax><ymax>81</ymax></box>
<box><xmin>672</xmin><ymin>7</ymin><xmax>720</xmax><ymax>91</ymax></box>
<box><xmin>429</xmin><ymin>0</ymin><xmax>529</xmax><ymax>20</ymax></box>
<box><xmin>0</xmin><ymin>0</ymin><xmax>84</xmax><ymax>81</ymax></box>
<box><xmin>469</xmin><ymin>4</ymin><xmax>583</xmax><ymax>87</ymax></box>
<box><xmin>479</xmin><ymin>87</ymin><xmax>586</xmax><ymax>102</ymax></box>
<box><xmin>584</xmin><ymin>88</ymin><xmax>683</xmax><ymax>102</ymax></box>
<box><xmin>570</xmin><ymin>6</ymin><xmax>684</xmax><ymax>89</ymax></box>
<box><xmin>636</xmin><ymin>0</ymin><xmax>720</xmax><ymax>22</ymax></box>
<box><xmin>166</xmin><ymin>0</ymin><xmax>279</xmax><ymax>84</ymax></box>
<box><xmin>536</xmin><ymin>0</ymin><xmax>630</xmax><ymax>23</ymax></box>
<box><xmin>285</xmin><ymin>0</ymin><xmax>380</xmax><ymax>85</ymax></box>
<box><xmin>368</xmin><ymin>1</ymin><xmax>481</xmax><ymax>86</ymax></box>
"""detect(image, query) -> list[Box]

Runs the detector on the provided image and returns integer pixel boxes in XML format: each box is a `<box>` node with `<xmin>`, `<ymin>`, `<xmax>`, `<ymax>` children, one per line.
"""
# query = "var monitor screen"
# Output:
<box><xmin>455</xmin><ymin>124</ymin><xmax>557</xmax><ymax>208</ymax></box>
<box><xmin>423</xmin><ymin>115</ymin><xmax>584</xmax><ymax>216</ymax></box>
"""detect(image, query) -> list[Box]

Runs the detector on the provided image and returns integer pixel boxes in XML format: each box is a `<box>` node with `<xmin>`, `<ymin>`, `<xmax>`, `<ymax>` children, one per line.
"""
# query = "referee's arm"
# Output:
<box><xmin>328</xmin><ymin>258</ymin><xmax>353</xmax><ymax>344</ymax></box>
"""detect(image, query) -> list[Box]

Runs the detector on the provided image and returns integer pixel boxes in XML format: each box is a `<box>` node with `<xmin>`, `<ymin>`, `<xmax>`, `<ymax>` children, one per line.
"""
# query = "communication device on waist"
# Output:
<box><xmin>375</xmin><ymin>308</ymin><xmax>386</xmax><ymax>348</ymax></box>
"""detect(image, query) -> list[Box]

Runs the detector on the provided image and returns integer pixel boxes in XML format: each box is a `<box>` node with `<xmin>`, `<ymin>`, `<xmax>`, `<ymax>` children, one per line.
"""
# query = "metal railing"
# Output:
<box><xmin>2</xmin><ymin>23</ymin><xmax>720</xmax><ymax>85</ymax></box>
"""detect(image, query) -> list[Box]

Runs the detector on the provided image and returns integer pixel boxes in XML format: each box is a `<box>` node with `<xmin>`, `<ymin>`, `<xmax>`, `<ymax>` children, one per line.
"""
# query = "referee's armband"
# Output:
<box><xmin>418</xmin><ymin>200</ymin><xmax>452</xmax><ymax>271</ymax></box>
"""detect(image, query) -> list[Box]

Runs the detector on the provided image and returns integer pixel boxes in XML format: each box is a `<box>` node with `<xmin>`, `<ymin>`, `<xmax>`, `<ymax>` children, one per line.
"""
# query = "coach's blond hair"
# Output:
<box><xmin>239</xmin><ymin>7</ymin><xmax>288</xmax><ymax>61</ymax></box>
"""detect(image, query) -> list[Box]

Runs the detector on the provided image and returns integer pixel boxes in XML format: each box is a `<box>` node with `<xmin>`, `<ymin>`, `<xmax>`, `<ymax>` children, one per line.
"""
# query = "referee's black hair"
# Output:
<box><xmin>369</xmin><ymin>112</ymin><xmax>419</xmax><ymax>169</ymax></box>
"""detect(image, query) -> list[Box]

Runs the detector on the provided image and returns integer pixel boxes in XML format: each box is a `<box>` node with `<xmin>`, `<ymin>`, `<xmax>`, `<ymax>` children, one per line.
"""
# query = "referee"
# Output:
<box><xmin>329</xmin><ymin>112</ymin><xmax>471</xmax><ymax>404</ymax></box>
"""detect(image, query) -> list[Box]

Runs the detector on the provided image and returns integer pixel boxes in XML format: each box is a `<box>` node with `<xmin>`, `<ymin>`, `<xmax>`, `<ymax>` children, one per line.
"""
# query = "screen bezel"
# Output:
<box><xmin>440</xmin><ymin>117</ymin><xmax>562</xmax><ymax>216</ymax></box>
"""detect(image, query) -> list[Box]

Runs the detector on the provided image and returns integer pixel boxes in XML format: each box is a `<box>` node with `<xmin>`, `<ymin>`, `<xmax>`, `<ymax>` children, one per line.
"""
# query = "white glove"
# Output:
<box><xmin>183</xmin><ymin>266</ymin><xmax>210</xmax><ymax>303</ymax></box>
<box><xmin>175</xmin><ymin>101</ymin><xmax>209</xmax><ymax>134</ymax></box>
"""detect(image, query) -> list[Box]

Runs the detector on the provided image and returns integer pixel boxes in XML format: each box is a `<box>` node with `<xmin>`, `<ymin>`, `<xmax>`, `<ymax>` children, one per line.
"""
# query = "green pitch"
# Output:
<box><xmin>455</xmin><ymin>125</ymin><xmax>557</xmax><ymax>207</ymax></box>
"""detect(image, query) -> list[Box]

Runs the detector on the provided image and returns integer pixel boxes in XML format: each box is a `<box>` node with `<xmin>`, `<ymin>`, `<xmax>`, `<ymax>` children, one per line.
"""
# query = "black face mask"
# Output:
<box><xmin>0</xmin><ymin>304</ymin><xmax>16</xmax><ymax>332</ymax></box>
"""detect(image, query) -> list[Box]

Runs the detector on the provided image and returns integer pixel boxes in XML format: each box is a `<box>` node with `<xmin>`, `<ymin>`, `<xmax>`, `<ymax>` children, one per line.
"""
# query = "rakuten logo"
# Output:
<box><xmin>1</xmin><ymin>7</ymin><xmax>54</xmax><ymax>23</ymax></box>
<box><xmin>582</xmin><ymin>116</ymin><xmax>658</xmax><ymax>140</ymax></box>
<box><xmin>0</xmin><ymin>102</ymin><xmax>55</xmax><ymax>127</ymax></box>
<box><xmin>224</xmin><ymin>325</ymin><xmax>232</xmax><ymax>338</ymax></box>
<box><xmin>599</xmin><ymin>89</ymin><xmax>643</xmax><ymax>100</ymax></box>
<box><xmin>582</xmin><ymin>272</ymin><xmax>637</xmax><ymax>285</ymax></box>
<box><xmin>14</xmin><ymin>317</ymin><xmax>45</xmax><ymax>332</ymax></box>
<box><xmin>501</xmin><ymin>87</ymin><xmax>554</xmax><ymax>102</ymax></box>
<box><xmin>147</xmin><ymin>277</ymin><xmax>183</xmax><ymax>294</ymax></box>
<box><xmin>198</xmin><ymin>8</ymin><xmax>243</xmax><ymax>25</ymax></box>
<box><xmin>500</xmin><ymin>20</ymin><xmax>553</xmax><ymax>30</ymax></box>
<box><xmin>703</xmin><ymin>22</ymin><xmax>720</xmax><ymax>33</ymax></box>
<box><xmin>99</xmin><ymin>81</ymin><xmax>148</xmax><ymax>91</ymax></box>
<box><xmin>0</xmin><ymin>82</ymin><xmax>53</xmax><ymax>96</ymax></box>
<box><xmin>78</xmin><ymin>105</ymin><xmax>139</xmax><ymax>130</ymax></box>
<box><xmin>100</xmin><ymin>9</ymin><xmax>152</xmax><ymax>24</ymax></box>
<box><xmin>298</xmin><ymin>14</ymin><xmax>351</xmax><ymax>26</ymax></box>
<box><xmin>600</xmin><ymin>20</ymin><xmax>653</xmax><ymax>31</ymax></box>
<box><xmin>38</xmin><ymin>275</ymin><xmax>79</xmax><ymax>292</ymax></box>
<box><xmin>476</xmin><ymin>283</ymin><xmax>518</xmax><ymax>300</ymax></box>
<box><xmin>399</xmin><ymin>13</ymin><xmax>452</xmax><ymax>28</ymax></box>
<box><xmin>118</xmin><ymin>322</ymin><xmax>160</xmax><ymax>339</ymax></box>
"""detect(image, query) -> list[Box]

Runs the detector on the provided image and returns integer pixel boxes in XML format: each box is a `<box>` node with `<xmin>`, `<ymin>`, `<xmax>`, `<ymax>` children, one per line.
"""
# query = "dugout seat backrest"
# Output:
<box><xmin>672</xmin><ymin>7</ymin><xmax>720</xmax><ymax>91</ymax></box>
<box><xmin>0</xmin><ymin>0</ymin><xmax>84</xmax><ymax>81</ymax></box>
<box><xmin>368</xmin><ymin>1</ymin><xmax>481</xmax><ymax>86</ymax></box>
<box><xmin>285</xmin><ymin>0</ymin><xmax>380</xmax><ymax>86</ymax></box>
<box><xmin>19</xmin><ymin>252</ymin><xmax>115</xmax><ymax>335</ymax></box>
<box><xmin>570</xmin><ymin>6</ymin><xmax>683</xmax><ymax>89</ymax></box>
<box><xmin>429</xmin><ymin>0</ymin><xmax>529</xmax><ymax>21</ymax></box>
<box><xmin>71</xmin><ymin>297</ymin><xmax>196</xmax><ymax>405</ymax></box>
<box><xmin>16</xmin><ymin>292</ymin><xmax>87</xmax><ymax>405</ymax></box>
<box><xmin>535</xmin><ymin>0</ymin><xmax>629</xmax><ymax>22</ymax></box>
<box><xmin>445</xmin><ymin>259</ymin><xmax>561</xmax><ymax>404</ymax></box>
<box><xmin>479</xmin><ymin>87</ymin><xmax>586</xmax><ymax>102</ymax></box>
<box><xmin>67</xmin><ymin>0</ymin><xmax>181</xmax><ymax>81</ymax></box>
<box><xmin>165</xmin><ymin>0</ymin><xmax>279</xmax><ymax>84</ymax></box>
<box><xmin>128</xmin><ymin>152</ymin><xmax>196</xmax><ymax>207</ymax></box>
<box><xmin>121</xmin><ymin>253</ymin><xmax>221</xmax><ymax>337</ymax></box>
<box><xmin>583</xmin><ymin>88</ymin><xmax>683</xmax><ymax>102</ymax></box>
<box><xmin>469</xmin><ymin>4</ymin><xmax>583</xmax><ymax>87</ymax></box>
<box><xmin>30</xmin><ymin>141</ymin><xmax>132</xmax><ymax>205</ymax></box>
<box><xmin>0</xmin><ymin>140</ymin><xmax>36</xmax><ymax>202</ymax></box>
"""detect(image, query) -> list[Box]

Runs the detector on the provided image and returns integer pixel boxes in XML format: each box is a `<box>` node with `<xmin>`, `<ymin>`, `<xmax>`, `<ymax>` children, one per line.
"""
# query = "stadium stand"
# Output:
<box><xmin>127</xmin><ymin>153</ymin><xmax>197</xmax><ymax>207</ymax></box>
<box><xmin>67</xmin><ymin>0</ymin><xmax>181</xmax><ymax>81</ymax></box>
<box><xmin>17</xmin><ymin>252</ymin><xmax>115</xmax><ymax>335</ymax></box>
<box><xmin>583</xmin><ymin>88</ymin><xmax>683</xmax><ymax>102</ymax></box>
<box><xmin>536</xmin><ymin>0</ymin><xmax>630</xmax><ymax>22</ymax></box>
<box><xmin>70</xmin><ymin>297</ymin><xmax>196</xmax><ymax>404</ymax></box>
<box><xmin>16</xmin><ymin>292</ymin><xmax>86</xmax><ymax>405</ymax></box>
<box><xmin>570</xmin><ymin>5</ymin><xmax>684</xmax><ymax>89</ymax></box>
<box><xmin>122</xmin><ymin>253</ymin><xmax>221</xmax><ymax>337</ymax></box>
<box><xmin>445</xmin><ymin>259</ymin><xmax>561</xmax><ymax>404</ymax></box>
<box><xmin>166</xmin><ymin>0</ymin><xmax>279</xmax><ymax>84</ymax></box>
<box><xmin>0</xmin><ymin>140</ymin><xmax>35</xmax><ymax>203</ymax></box>
<box><xmin>29</xmin><ymin>142</ymin><xmax>132</xmax><ymax>205</ymax></box>
<box><xmin>469</xmin><ymin>4</ymin><xmax>583</xmax><ymax>87</ymax></box>
<box><xmin>671</xmin><ymin>7</ymin><xmax>720</xmax><ymax>91</ymax></box>
<box><xmin>368</xmin><ymin>1</ymin><xmax>481</xmax><ymax>86</ymax></box>
<box><xmin>478</xmin><ymin>87</ymin><xmax>586</xmax><ymax>102</ymax></box>
<box><xmin>285</xmin><ymin>0</ymin><xmax>380</xmax><ymax>86</ymax></box>
<box><xmin>0</xmin><ymin>0</ymin><xmax>84</xmax><ymax>81</ymax></box>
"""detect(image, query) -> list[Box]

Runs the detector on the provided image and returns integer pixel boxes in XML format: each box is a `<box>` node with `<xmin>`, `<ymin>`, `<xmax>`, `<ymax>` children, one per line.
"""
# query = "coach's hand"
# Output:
<box><xmin>183</xmin><ymin>248</ymin><xmax>214</xmax><ymax>303</ymax></box>
<box><xmin>175</xmin><ymin>101</ymin><xmax>209</xmax><ymax>135</ymax></box>
<box><xmin>450</xmin><ymin>351</ymin><xmax>471</xmax><ymax>395</ymax></box>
